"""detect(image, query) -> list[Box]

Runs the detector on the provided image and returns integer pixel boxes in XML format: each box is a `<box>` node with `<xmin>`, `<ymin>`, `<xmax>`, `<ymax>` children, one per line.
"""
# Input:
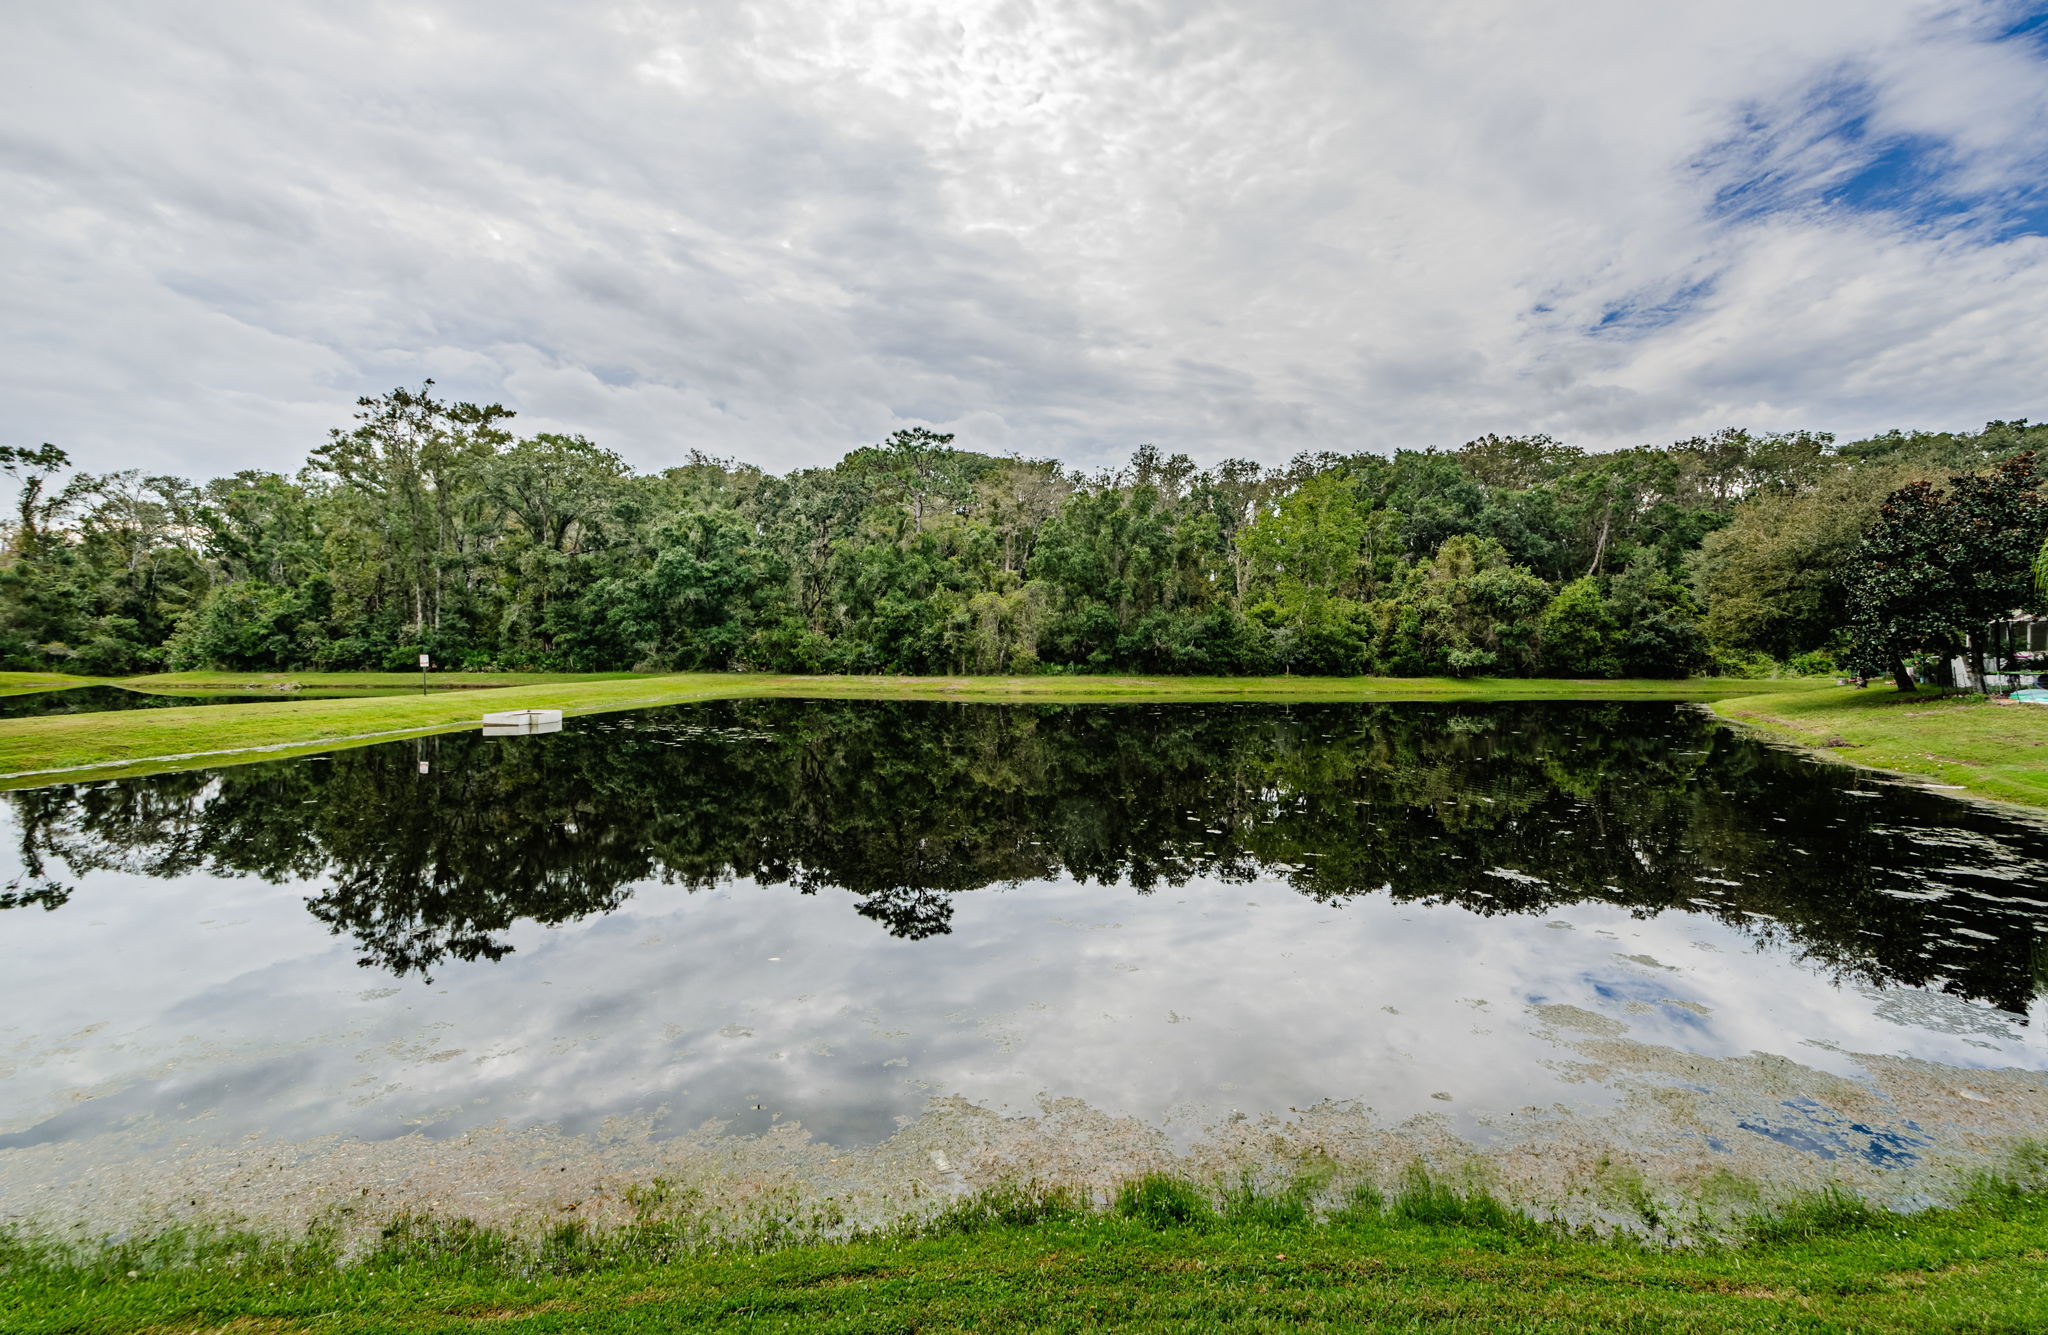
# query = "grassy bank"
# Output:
<box><xmin>0</xmin><ymin>674</ymin><xmax>750</xmax><ymax>785</ymax></box>
<box><xmin>122</xmin><ymin>669</ymin><xmax>648</xmax><ymax>691</ymax></box>
<box><xmin>6</xmin><ymin>1171</ymin><xmax>2047</xmax><ymax>1333</ymax></box>
<box><xmin>0</xmin><ymin>671</ymin><xmax>102</xmax><ymax>697</ymax></box>
<box><xmin>0</xmin><ymin>673</ymin><xmax>1830</xmax><ymax>788</ymax></box>
<box><xmin>741</xmin><ymin>673</ymin><xmax>1831</xmax><ymax>703</ymax></box>
<box><xmin>1711</xmin><ymin>683</ymin><xmax>2048</xmax><ymax>810</ymax></box>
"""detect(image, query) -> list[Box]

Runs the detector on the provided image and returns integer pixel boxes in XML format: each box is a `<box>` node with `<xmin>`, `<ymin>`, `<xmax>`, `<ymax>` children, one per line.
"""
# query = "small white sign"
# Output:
<box><xmin>418</xmin><ymin>654</ymin><xmax>431</xmax><ymax>668</ymax></box>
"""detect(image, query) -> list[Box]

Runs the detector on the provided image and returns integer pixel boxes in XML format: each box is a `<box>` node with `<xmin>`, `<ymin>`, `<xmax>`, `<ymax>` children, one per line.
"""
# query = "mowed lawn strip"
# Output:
<box><xmin>123</xmin><ymin>669</ymin><xmax>650</xmax><ymax>690</ymax></box>
<box><xmin>1711</xmin><ymin>683</ymin><xmax>2048</xmax><ymax>809</ymax></box>
<box><xmin>0</xmin><ymin>671</ymin><xmax>106</xmax><ymax>697</ymax></box>
<box><xmin>739</xmin><ymin>673</ymin><xmax>1834</xmax><ymax>704</ymax></box>
<box><xmin>0</xmin><ymin>674</ymin><xmax>1832</xmax><ymax>787</ymax></box>
<box><xmin>8</xmin><ymin>1203</ymin><xmax>2048</xmax><ymax>1334</ymax></box>
<box><xmin>0</xmin><ymin>673</ymin><xmax>758</xmax><ymax>783</ymax></box>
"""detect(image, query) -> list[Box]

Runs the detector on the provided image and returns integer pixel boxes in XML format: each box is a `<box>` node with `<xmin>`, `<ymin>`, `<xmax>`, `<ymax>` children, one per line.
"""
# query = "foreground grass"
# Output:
<box><xmin>0</xmin><ymin>673</ymin><xmax>1829</xmax><ymax>788</ymax></box>
<box><xmin>1711</xmin><ymin>683</ymin><xmax>2048</xmax><ymax>810</ymax></box>
<box><xmin>6</xmin><ymin>1174</ymin><xmax>2048</xmax><ymax>1333</ymax></box>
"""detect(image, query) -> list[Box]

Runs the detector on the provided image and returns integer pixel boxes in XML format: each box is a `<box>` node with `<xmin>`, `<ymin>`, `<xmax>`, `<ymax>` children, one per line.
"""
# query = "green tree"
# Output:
<box><xmin>965</xmin><ymin>572</ymin><xmax>1045</xmax><ymax>673</ymax></box>
<box><xmin>1606</xmin><ymin>556</ymin><xmax>1710</xmax><ymax>678</ymax></box>
<box><xmin>1539</xmin><ymin>577</ymin><xmax>1619</xmax><ymax>677</ymax></box>
<box><xmin>482</xmin><ymin>434</ymin><xmax>629</xmax><ymax>660</ymax></box>
<box><xmin>1846</xmin><ymin>453</ymin><xmax>2048</xmax><ymax>691</ymax></box>
<box><xmin>635</xmin><ymin>508</ymin><xmax>790</xmax><ymax>669</ymax></box>
<box><xmin>1455</xmin><ymin>433</ymin><xmax>1583</xmax><ymax>489</ymax></box>
<box><xmin>859</xmin><ymin>427</ymin><xmax>960</xmax><ymax>535</ymax></box>
<box><xmin>168</xmin><ymin>580</ymin><xmax>323</xmax><ymax>670</ymax></box>
<box><xmin>1380</xmin><ymin>535</ymin><xmax>1551</xmax><ymax>676</ymax></box>
<box><xmin>1239</xmin><ymin>472</ymin><xmax>1393</xmax><ymax>671</ymax></box>
<box><xmin>1692</xmin><ymin>463</ymin><xmax>1921</xmax><ymax>660</ymax></box>
<box><xmin>0</xmin><ymin>444</ymin><xmax>85</xmax><ymax>556</ymax></box>
<box><xmin>309</xmin><ymin>382</ymin><xmax>515</xmax><ymax>641</ymax></box>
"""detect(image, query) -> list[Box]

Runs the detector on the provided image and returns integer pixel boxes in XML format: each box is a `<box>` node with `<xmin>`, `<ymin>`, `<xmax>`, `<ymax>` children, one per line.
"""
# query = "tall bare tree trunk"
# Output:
<box><xmin>1586</xmin><ymin>500</ymin><xmax>1613</xmax><ymax>578</ymax></box>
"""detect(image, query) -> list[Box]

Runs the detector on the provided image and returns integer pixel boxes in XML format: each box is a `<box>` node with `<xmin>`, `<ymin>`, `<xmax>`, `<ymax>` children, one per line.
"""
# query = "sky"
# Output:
<box><xmin>5</xmin><ymin>0</ymin><xmax>2048</xmax><ymax>479</ymax></box>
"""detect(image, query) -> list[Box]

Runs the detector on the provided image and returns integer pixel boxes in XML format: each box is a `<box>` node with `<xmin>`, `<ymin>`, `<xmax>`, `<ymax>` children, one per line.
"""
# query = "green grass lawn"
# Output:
<box><xmin>1711</xmin><ymin>683</ymin><xmax>2048</xmax><ymax>809</ymax></box>
<box><xmin>0</xmin><ymin>673</ymin><xmax>1831</xmax><ymax>788</ymax></box>
<box><xmin>6</xmin><ymin>1174</ymin><xmax>2047</xmax><ymax>1333</ymax></box>
<box><xmin>740</xmin><ymin>673</ymin><xmax>1834</xmax><ymax>703</ymax></box>
<box><xmin>0</xmin><ymin>671</ymin><xmax>105</xmax><ymax>698</ymax></box>
<box><xmin>0</xmin><ymin>673</ymin><xmax>747</xmax><ymax>784</ymax></box>
<box><xmin>122</xmin><ymin>669</ymin><xmax>649</xmax><ymax>691</ymax></box>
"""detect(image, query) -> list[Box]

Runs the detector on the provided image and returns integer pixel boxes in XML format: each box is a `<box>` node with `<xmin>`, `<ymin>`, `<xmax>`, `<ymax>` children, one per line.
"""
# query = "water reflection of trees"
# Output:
<box><xmin>5</xmin><ymin>701</ymin><xmax>2046</xmax><ymax>1011</ymax></box>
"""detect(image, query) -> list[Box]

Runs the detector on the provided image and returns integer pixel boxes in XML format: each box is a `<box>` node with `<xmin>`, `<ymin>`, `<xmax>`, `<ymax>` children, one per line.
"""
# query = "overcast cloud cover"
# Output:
<box><xmin>5</xmin><ymin>0</ymin><xmax>2048</xmax><ymax>478</ymax></box>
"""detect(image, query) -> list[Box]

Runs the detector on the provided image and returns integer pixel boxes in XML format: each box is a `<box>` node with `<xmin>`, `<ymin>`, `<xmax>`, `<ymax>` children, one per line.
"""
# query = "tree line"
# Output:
<box><xmin>1</xmin><ymin>386</ymin><xmax>2043</xmax><ymax>681</ymax></box>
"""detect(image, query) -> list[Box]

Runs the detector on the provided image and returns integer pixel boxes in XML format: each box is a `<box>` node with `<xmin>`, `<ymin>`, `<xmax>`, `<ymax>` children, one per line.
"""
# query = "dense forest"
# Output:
<box><xmin>2</xmin><ymin>386</ymin><xmax>2044</xmax><ymax>681</ymax></box>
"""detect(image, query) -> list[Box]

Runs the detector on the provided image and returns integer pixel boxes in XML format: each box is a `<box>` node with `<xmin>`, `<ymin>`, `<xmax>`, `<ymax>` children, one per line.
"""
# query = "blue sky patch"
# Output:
<box><xmin>1589</xmin><ymin>277</ymin><xmax>1717</xmax><ymax>338</ymax></box>
<box><xmin>1695</xmin><ymin>33</ymin><xmax>2048</xmax><ymax>243</ymax></box>
<box><xmin>1995</xmin><ymin>2</ymin><xmax>2048</xmax><ymax>54</ymax></box>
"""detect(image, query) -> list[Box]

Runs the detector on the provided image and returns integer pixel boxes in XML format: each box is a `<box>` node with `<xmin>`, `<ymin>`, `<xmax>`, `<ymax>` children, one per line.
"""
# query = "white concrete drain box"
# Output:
<box><xmin>481</xmin><ymin>708</ymin><xmax>564</xmax><ymax>736</ymax></box>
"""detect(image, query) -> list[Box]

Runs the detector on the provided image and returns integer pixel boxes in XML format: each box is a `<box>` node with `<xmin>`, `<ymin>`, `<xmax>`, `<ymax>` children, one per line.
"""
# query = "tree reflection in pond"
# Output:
<box><xmin>5</xmin><ymin>700</ymin><xmax>2046</xmax><ymax>1013</ymax></box>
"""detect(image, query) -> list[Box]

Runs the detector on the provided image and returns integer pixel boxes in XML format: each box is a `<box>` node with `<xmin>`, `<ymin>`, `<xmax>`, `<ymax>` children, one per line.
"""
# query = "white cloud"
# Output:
<box><xmin>1</xmin><ymin>0</ymin><xmax>2043</xmax><ymax>478</ymax></box>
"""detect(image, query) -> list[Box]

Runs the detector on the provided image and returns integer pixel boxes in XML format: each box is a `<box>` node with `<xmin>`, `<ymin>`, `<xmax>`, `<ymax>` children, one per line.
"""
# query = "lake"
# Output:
<box><xmin>3</xmin><ymin>699</ymin><xmax>2045</xmax><ymax>1230</ymax></box>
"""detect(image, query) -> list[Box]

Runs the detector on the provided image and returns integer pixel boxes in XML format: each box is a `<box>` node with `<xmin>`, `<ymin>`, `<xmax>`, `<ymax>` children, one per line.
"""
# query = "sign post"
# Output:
<box><xmin>419</xmin><ymin>652</ymin><xmax>430</xmax><ymax>694</ymax></box>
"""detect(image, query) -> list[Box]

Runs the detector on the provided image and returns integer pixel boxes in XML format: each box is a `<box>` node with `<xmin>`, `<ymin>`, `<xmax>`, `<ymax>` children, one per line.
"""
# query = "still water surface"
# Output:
<box><xmin>2</xmin><ymin>700</ymin><xmax>2044</xmax><ymax>1165</ymax></box>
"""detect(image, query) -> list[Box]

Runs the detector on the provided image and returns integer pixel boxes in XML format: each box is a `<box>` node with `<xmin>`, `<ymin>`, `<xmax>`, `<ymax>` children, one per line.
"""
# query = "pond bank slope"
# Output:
<box><xmin>7</xmin><ymin>1173</ymin><xmax>2048</xmax><ymax>1334</ymax></box>
<box><xmin>1710</xmin><ymin>684</ymin><xmax>2048</xmax><ymax>810</ymax></box>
